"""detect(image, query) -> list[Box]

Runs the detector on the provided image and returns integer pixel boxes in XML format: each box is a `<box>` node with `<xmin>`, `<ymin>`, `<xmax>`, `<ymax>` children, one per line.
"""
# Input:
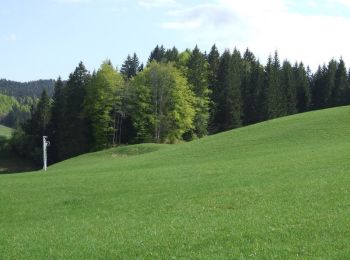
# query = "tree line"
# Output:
<box><xmin>9</xmin><ymin>45</ymin><xmax>350</xmax><ymax>165</ymax></box>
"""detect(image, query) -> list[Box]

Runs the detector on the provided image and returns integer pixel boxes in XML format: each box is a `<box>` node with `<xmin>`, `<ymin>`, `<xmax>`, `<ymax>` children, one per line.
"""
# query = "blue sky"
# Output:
<box><xmin>1</xmin><ymin>0</ymin><xmax>350</xmax><ymax>81</ymax></box>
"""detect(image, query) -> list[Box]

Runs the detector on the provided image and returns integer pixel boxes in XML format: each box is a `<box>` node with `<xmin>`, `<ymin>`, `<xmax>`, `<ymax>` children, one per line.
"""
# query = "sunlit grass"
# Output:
<box><xmin>1</xmin><ymin>107</ymin><xmax>350</xmax><ymax>258</ymax></box>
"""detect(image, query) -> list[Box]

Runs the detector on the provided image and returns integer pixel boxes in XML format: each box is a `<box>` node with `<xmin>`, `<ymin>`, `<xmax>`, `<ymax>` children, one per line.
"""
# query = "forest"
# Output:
<box><xmin>0</xmin><ymin>79</ymin><xmax>55</xmax><ymax>128</ymax></box>
<box><xmin>7</xmin><ymin>44</ymin><xmax>350</xmax><ymax>165</ymax></box>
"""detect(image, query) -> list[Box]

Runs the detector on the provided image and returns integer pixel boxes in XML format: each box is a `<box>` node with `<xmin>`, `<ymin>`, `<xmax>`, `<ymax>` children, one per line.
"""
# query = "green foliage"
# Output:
<box><xmin>186</xmin><ymin>45</ymin><xmax>210</xmax><ymax>138</ymax></box>
<box><xmin>120</xmin><ymin>53</ymin><xmax>141</xmax><ymax>79</ymax></box>
<box><xmin>0</xmin><ymin>79</ymin><xmax>55</xmax><ymax>98</ymax></box>
<box><xmin>294</xmin><ymin>62</ymin><xmax>311</xmax><ymax>112</ymax></box>
<box><xmin>281</xmin><ymin>60</ymin><xmax>297</xmax><ymax>115</ymax></box>
<box><xmin>130</xmin><ymin>62</ymin><xmax>195</xmax><ymax>143</ymax></box>
<box><xmin>48</xmin><ymin>77</ymin><xmax>66</xmax><ymax>162</ymax></box>
<box><xmin>60</xmin><ymin>62</ymin><xmax>91</xmax><ymax>159</ymax></box>
<box><xmin>1</xmin><ymin>107</ymin><xmax>350</xmax><ymax>258</ymax></box>
<box><xmin>148</xmin><ymin>45</ymin><xmax>166</xmax><ymax>63</ymax></box>
<box><xmin>84</xmin><ymin>61</ymin><xmax>124</xmax><ymax>150</ymax></box>
<box><xmin>0</xmin><ymin>94</ymin><xmax>18</xmax><ymax>116</ymax></box>
<box><xmin>0</xmin><ymin>124</ymin><xmax>12</xmax><ymax>139</ymax></box>
<box><xmin>332</xmin><ymin>58</ymin><xmax>349</xmax><ymax>106</ymax></box>
<box><xmin>213</xmin><ymin>49</ymin><xmax>242</xmax><ymax>132</ymax></box>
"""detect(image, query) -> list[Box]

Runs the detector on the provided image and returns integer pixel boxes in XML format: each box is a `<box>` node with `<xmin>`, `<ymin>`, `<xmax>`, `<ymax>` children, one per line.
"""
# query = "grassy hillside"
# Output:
<box><xmin>1</xmin><ymin>107</ymin><xmax>350</xmax><ymax>258</ymax></box>
<box><xmin>0</xmin><ymin>124</ymin><xmax>12</xmax><ymax>139</ymax></box>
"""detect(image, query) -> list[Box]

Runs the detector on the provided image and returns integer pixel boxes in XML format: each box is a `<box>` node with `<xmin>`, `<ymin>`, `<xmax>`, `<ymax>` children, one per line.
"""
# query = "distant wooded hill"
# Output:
<box><xmin>0</xmin><ymin>79</ymin><xmax>55</xmax><ymax>98</ymax></box>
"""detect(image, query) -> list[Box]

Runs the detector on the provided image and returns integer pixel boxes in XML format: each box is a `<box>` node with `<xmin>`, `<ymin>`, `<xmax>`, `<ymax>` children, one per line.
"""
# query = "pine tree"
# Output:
<box><xmin>19</xmin><ymin>90</ymin><xmax>51</xmax><ymax>164</ymax></box>
<box><xmin>207</xmin><ymin>44</ymin><xmax>220</xmax><ymax>132</ymax></box>
<box><xmin>165</xmin><ymin>47</ymin><xmax>179</xmax><ymax>63</ymax></box>
<box><xmin>281</xmin><ymin>60</ymin><xmax>297</xmax><ymax>115</ymax></box>
<box><xmin>241</xmin><ymin>49</ymin><xmax>265</xmax><ymax>125</ymax></box>
<box><xmin>265</xmin><ymin>51</ymin><xmax>284</xmax><ymax>119</ymax></box>
<box><xmin>60</xmin><ymin>61</ymin><xmax>91</xmax><ymax>159</ymax></box>
<box><xmin>48</xmin><ymin>77</ymin><xmax>65</xmax><ymax>162</ymax></box>
<box><xmin>186</xmin><ymin>45</ymin><xmax>210</xmax><ymax>138</ymax></box>
<box><xmin>121</xmin><ymin>53</ymin><xmax>141</xmax><ymax>79</ymax></box>
<box><xmin>324</xmin><ymin>59</ymin><xmax>337</xmax><ymax>107</ymax></box>
<box><xmin>241</xmin><ymin>48</ymin><xmax>255</xmax><ymax>125</ymax></box>
<box><xmin>294</xmin><ymin>62</ymin><xmax>311</xmax><ymax>112</ymax></box>
<box><xmin>213</xmin><ymin>49</ymin><xmax>242</xmax><ymax>132</ymax></box>
<box><xmin>332</xmin><ymin>58</ymin><xmax>348</xmax><ymax>106</ymax></box>
<box><xmin>148</xmin><ymin>45</ymin><xmax>166</xmax><ymax>63</ymax></box>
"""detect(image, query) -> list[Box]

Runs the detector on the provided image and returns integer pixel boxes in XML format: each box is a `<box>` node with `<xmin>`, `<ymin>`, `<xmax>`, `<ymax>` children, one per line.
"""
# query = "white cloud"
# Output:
<box><xmin>138</xmin><ymin>0</ymin><xmax>176</xmax><ymax>8</ymax></box>
<box><xmin>161</xmin><ymin>0</ymin><xmax>350</xmax><ymax>70</ymax></box>
<box><xmin>4</xmin><ymin>33</ymin><xmax>16</xmax><ymax>43</ymax></box>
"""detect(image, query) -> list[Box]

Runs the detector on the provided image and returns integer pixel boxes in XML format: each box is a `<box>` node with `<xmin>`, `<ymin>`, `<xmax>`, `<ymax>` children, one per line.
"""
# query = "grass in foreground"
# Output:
<box><xmin>1</xmin><ymin>107</ymin><xmax>350</xmax><ymax>258</ymax></box>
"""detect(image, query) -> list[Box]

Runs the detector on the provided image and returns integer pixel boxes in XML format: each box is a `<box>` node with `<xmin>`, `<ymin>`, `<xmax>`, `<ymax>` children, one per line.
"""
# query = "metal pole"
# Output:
<box><xmin>43</xmin><ymin>136</ymin><xmax>47</xmax><ymax>171</ymax></box>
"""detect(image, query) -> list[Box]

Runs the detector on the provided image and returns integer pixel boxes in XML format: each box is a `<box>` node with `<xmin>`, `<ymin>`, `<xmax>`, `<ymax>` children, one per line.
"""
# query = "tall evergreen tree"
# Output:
<box><xmin>121</xmin><ymin>53</ymin><xmax>141</xmax><ymax>79</ymax></box>
<box><xmin>324</xmin><ymin>59</ymin><xmax>337</xmax><ymax>107</ymax></box>
<box><xmin>332</xmin><ymin>58</ymin><xmax>348</xmax><ymax>106</ymax></box>
<box><xmin>186</xmin><ymin>45</ymin><xmax>210</xmax><ymax>137</ymax></box>
<box><xmin>48</xmin><ymin>77</ymin><xmax>65</xmax><ymax>162</ymax></box>
<box><xmin>294</xmin><ymin>62</ymin><xmax>311</xmax><ymax>112</ymax></box>
<box><xmin>165</xmin><ymin>47</ymin><xmax>179</xmax><ymax>63</ymax></box>
<box><xmin>18</xmin><ymin>90</ymin><xmax>51</xmax><ymax>164</ymax></box>
<box><xmin>207</xmin><ymin>44</ymin><xmax>220</xmax><ymax>132</ymax></box>
<box><xmin>148</xmin><ymin>45</ymin><xmax>166</xmax><ymax>63</ymax></box>
<box><xmin>242</xmin><ymin>52</ymin><xmax>265</xmax><ymax>125</ymax></box>
<box><xmin>60</xmin><ymin>61</ymin><xmax>91</xmax><ymax>159</ymax></box>
<box><xmin>213</xmin><ymin>49</ymin><xmax>242</xmax><ymax>132</ymax></box>
<box><xmin>265</xmin><ymin>51</ymin><xmax>285</xmax><ymax>119</ymax></box>
<box><xmin>241</xmin><ymin>48</ymin><xmax>255</xmax><ymax>125</ymax></box>
<box><xmin>281</xmin><ymin>60</ymin><xmax>297</xmax><ymax>115</ymax></box>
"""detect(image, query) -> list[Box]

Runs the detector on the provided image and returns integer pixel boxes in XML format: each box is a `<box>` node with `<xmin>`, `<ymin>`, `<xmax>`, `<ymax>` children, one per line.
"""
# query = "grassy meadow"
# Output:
<box><xmin>0</xmin><ymin>124</ymin><xmax>12</xmax><ymax>139</ymax></box>
<box><xmin>1</xmin><ymin>107</ymin><xmax>350</xmax><ymax>258</ymax></box>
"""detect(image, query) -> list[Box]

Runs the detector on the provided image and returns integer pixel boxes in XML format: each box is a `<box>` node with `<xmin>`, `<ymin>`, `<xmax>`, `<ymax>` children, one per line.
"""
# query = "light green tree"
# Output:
<box><xmin>130</xmin><ymin>62</ymin><xmax>195</xmax><ymax>143</ymax></box>
<box><xmin>84</xmin><ymin>60</ymin><xmax>124</xmax><ymax>150</ymax></box>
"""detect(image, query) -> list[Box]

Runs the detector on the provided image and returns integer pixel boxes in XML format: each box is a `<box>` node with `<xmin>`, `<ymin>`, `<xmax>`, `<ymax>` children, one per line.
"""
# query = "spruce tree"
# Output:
<box><xmin>48</xmin><ymin>77</ymin><xmax>66</xmax><ymax>162</ymax></box>
<box><xmin>165</xmin><ymin>47</ymin><xmax>179</xmax><ymax>63</ymax></box>
<box><xmin>324</xmin><ymin>59</ymin><xmax>337</xmax><ymax>107</ymax></box>
<box><xmin>207</xmin><ymin>44</ymin><xmax>220</xmax><ymax>132</ymax></box>
<box><xmin>214</xmin><ymin>49</ymin><xmax>242</xmax><ymax>132</ymax></box>
<box><xmin>121</xmin><ymin>53</ymin><xmax>141</xmax><ymax>79</ymax></box>
<box><xmin>311</xmin><ymin>65</ymin><xmax>327</xmax><ymax>109</ymax></box>
<box><xmin>281</xmin><ymin>60</ymin><xmax>297</xmax><ymax>115</ymax></box>
<box><xmin>333</xmin><ymin>58</ymin><xmax>348</xmax><ymax>106</ymax></box>
<box><xmin>186</xmin><ymin>45</ymin><xmax>210</xmax><ymax>137</ymax></box>
<box><xmin>241</xmin><ymin>48</ymin><xmax>255</xmax><ymax>125</ymax></box>
<box><xmin>60</xmin><ymin>61</ymin><xmax>91</xmax><ymax>159</ymax></box>
<box><xmin>148</xmin><ymin>45</ymin><xmax>166</xmax><ymax>63</ymax></box>
<box><xmin>265</xmin><ymin>51</ymin><xmax>284</xmax><ymax>119</ymax></box>
<box><xmin>294</xmin><ymin>62</ymin><xmax>311</xmax><ymax>112</ymax></box>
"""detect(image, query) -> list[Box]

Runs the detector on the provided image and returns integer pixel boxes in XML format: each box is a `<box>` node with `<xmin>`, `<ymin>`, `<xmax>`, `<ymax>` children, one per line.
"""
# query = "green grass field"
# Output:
<box><xmin>1</xmin><ymin>107</ymin><xmax>350</xmax><ymax>258</ymax></box>
<box><xmin>0</xmin><ymin>124</ymin><xmax>12</xmax><ymax>139</ymax></box>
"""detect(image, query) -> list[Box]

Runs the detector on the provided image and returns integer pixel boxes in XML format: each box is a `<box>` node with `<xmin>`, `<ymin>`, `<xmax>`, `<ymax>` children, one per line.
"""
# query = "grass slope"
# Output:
<box><xmin>1</xmin><ymin>107</ymin><xmax>350</xmax><ymax>258</ymax></box>
<box><xmin>0</xmin><ymin>124</ymin><xmax>12</xmax><ymax>139</ymax></box>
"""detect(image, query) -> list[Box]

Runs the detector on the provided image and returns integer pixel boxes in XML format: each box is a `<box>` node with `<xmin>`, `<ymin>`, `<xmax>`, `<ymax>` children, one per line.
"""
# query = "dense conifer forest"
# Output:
<box><xmin>7</xmin><ymin>45</ymin><xmax>350</xmax><ymax>165</ymax></box>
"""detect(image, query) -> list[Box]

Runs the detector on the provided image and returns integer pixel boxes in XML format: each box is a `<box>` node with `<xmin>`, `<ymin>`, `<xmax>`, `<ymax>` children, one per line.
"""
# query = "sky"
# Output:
<box><xmin>0</xmin><ymin>0</ymin><xmax>349</xmax><ymax>81</ymax></box>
